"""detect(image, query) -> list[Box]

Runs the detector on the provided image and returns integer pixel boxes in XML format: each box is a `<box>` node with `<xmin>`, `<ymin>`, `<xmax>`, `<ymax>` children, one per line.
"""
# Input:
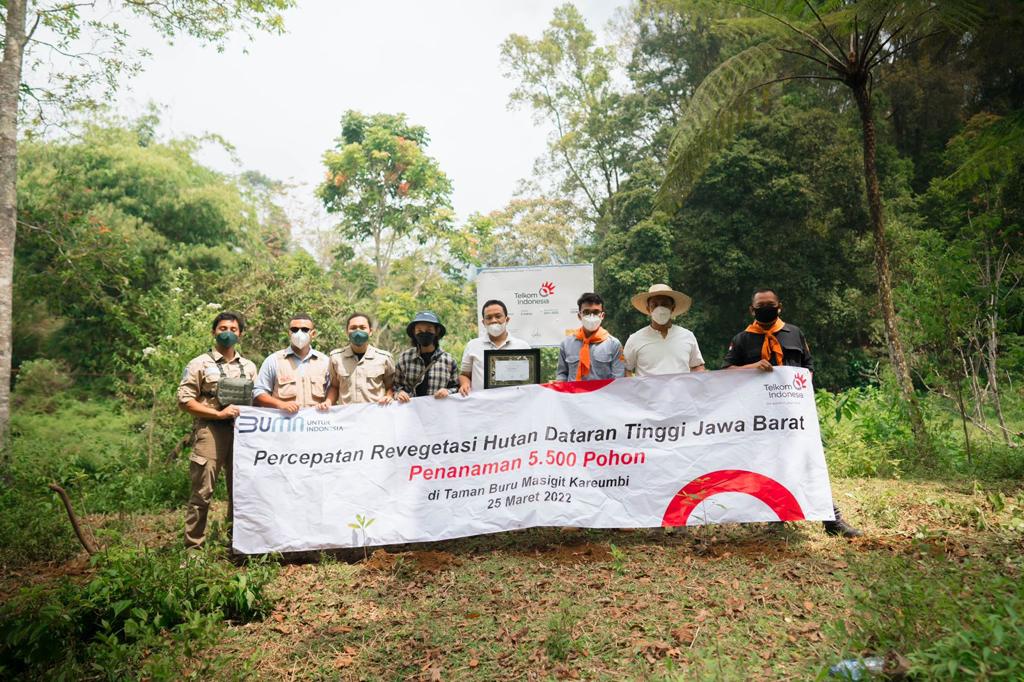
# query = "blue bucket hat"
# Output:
<box><xmin>406</xmin><ymin>310</ymin><xmax>446</xmax><ymax>341</ymax></box>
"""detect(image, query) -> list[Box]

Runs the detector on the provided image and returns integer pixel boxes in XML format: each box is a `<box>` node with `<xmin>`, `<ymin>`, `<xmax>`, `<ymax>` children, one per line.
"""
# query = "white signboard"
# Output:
<box><xmin>475</xmin><ymin>264</ymin><xmax>594</xmax><ymax>347</ymax></box>
<box><xmin>232</xmin><ymin>368</ymin><xmax>834</xmax><ymax>555</ymax></box>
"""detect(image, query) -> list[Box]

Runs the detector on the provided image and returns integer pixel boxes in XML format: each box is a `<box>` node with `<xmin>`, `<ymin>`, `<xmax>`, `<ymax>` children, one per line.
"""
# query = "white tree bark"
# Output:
<box><xmin>0</xmin><ymin>0</ymin><xmax>28</xmax><ymax>461</ymax></box>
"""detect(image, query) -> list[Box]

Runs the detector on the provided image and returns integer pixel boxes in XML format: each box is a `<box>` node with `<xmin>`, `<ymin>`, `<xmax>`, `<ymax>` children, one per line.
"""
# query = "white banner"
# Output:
<box><xmin>475</xmin><ymin>264</ymin><xmax>594</xmax><ymax>346</ymax></box>
<box><xmin>232</xmin><ymin>368</ymin><xmax>834</xmax><ymax>554</ymax></box>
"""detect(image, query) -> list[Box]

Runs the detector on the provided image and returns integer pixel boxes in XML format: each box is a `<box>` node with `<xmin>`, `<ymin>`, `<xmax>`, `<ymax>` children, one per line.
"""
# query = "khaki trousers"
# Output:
<box><xmin>184</xmin><ymin>420</ymin><xmax>234</xmax><ymax>549</ymax></box>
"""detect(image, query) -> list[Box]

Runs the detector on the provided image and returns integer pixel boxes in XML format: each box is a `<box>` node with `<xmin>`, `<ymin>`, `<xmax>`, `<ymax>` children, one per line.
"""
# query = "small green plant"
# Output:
<box><xmin>348</xmin><ymin>513</ymin><xmax>376</xmax><ymax>561</ymax></box>
<box><xmin>608</xmin><ymin>543</ymin><xmax>627</xmax><ymax>576</ymax></box>
<box><xmin>545</xmin><ymin>601</ymin><xmax>586</xmax><ymax>662</ymax></box>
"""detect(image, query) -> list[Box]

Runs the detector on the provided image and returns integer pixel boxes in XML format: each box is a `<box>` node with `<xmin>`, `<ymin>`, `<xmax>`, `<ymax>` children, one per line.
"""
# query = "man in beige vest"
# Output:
<box><xmin>177</xmin><ymin>311</ymin><xmax>258</xmax><ymax>550</ymax></box>
<box><xmin>253</xmin><ymin>313</ymin><xmax>331</xmax><ymax>413</ymax></box>
<box><xmin>324</xmin><ymin>312</ymin><xmax>396</xmax><ymax>406</ymax></box>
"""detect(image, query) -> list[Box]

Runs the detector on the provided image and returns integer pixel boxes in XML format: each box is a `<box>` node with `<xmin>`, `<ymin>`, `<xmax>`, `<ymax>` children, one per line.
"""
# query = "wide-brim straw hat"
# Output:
<box><xmin>631</xmin><ymin>284</ymin><xmax>692</xmax><ymax>316</ymax></box>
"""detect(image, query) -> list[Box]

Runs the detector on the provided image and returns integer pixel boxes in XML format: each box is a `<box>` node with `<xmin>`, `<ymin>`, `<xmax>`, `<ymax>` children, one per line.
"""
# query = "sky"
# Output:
<box><xmin>113</xmin><ymin>1</ymin><xmax>625</xmax><ymax>228</ymax></box>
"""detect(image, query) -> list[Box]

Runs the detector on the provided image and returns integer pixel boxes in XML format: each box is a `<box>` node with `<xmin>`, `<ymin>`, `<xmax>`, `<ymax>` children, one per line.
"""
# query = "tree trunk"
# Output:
<box><xmin>851</xmin><ymin>82</ymin><xmax>931</xmax><ymax>458</ymax></box>
<box><xmin>983</xmin><ymin>243</ymin><xmax>1010</xmax><ymax>444</ymax></box>
<box><xmin>0</xmin><ymin>0</ymin><xmax>28</xmax><ymax>464</ymax></box>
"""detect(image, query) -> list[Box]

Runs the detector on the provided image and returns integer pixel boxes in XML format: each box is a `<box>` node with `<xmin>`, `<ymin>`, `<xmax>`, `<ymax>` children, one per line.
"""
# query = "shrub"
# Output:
<box><xmin>12</xmin><ymin>358</ymin><xmax>74</xmax><ymax>414</ymax></box>
<box><xmin>816</xmin><ymin>386</ymin><xmax>909</xmax><ymax>478</ymax></box>
<box><xmin>8</xmin><ymin>400</ymin><xmax>189</xmax><ymax>516</ymax></box>
<box><xmin>0</xmin><ymin>486</ymin><xmax>79</xmax><ymax>570</ymax></box>
<box><xmin>0</xmin><ymin>545</ymin><xmax>278</xmax><ymax>679</ymax></box>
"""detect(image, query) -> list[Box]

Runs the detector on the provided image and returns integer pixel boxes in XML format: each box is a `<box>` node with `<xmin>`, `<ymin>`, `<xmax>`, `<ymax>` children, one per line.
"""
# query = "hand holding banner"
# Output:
<box><xmin>232</xmin><ymin>367</ymin><xmax>834</xmax><ymax>554</ymax></box>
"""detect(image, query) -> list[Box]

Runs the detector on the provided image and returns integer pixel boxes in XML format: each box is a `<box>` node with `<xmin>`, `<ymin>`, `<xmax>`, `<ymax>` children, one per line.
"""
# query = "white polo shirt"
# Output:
<box><xmin>461</xmin><ymin>334</ymin><xmax>532</xmax><ymax>390</ymax></box>
<box><xmin>623</xmin><ymin>325</ymin><xmax>704</xmax><ymax>377</ymax></box>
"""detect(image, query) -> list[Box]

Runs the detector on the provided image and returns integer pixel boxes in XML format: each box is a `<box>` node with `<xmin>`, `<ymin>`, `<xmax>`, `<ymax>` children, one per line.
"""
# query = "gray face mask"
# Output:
<box><xmin>290</xmin><ymin>330</ymin><xmax>311</xmax><ymax>348</ymax></box>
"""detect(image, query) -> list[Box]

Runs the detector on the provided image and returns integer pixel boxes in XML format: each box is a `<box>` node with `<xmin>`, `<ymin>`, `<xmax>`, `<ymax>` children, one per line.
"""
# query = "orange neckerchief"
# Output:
<box><xmin>574</xmin><ymin>326</ymin><xmax>609</xmax><ymax>380</ymax></box>
<box><xmin>744</xmin><ymin>318</ymin><xmax>785</xmax><ymax>366</ymax></box>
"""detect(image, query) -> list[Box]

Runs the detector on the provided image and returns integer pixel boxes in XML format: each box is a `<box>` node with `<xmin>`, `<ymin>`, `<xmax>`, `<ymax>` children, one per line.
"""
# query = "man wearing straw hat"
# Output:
<box><xmin>623</xmin><ymin>284</ymin><xmax>705</xmax><ymax>377</ymax></box>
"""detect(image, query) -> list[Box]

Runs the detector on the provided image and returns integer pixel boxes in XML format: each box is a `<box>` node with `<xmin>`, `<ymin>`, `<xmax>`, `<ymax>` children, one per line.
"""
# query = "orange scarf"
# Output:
<box><xmin>574</xmin><ymin>327</ymin><xmax>609</xmax><ymax>380</ymax></box>
<box><xmin>744</xmin><ymin>318</ymin><xmax>785</xmax><ymax>366</ymax></box>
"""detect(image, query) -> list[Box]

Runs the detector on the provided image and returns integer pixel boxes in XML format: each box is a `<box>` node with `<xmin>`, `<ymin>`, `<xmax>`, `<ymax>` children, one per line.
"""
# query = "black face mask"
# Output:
<box><xmin>415</xmin><ymin>331</ymin><xmax>437</xmax><ymax>347</ymax></box>
<box><xmin>753</xmin><ymin>306</ymin><xmax>780</xmax><ymax>323</ymax></box>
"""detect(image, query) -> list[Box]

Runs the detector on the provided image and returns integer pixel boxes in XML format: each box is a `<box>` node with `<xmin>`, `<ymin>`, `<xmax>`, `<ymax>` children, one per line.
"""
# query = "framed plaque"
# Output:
<box><xmin>483</xmin><ymin>348</ymin><xmax>541</xmax><ymax>389</ymax></box>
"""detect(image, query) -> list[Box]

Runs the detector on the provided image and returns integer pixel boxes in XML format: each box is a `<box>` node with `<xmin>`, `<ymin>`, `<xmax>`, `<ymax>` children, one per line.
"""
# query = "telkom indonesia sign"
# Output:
<box><xmin>475</xmin><ymin>264</ymin><xmax>594</xmax><ymax>346</ymax></box>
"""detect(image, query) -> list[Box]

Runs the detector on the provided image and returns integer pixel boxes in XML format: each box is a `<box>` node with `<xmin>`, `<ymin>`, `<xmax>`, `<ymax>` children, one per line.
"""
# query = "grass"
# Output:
<box><xmin>6</xmin><ymin>477</ymin><xmax>1019</xmax><ymax>679</ymax></box>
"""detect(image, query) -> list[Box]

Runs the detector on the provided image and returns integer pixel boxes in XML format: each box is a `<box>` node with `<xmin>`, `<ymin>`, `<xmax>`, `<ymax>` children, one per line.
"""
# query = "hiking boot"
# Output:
<box><xmin>823</xmin><ymin>505</ymin><xmax>862</xmax><ymax>538</ymax></box>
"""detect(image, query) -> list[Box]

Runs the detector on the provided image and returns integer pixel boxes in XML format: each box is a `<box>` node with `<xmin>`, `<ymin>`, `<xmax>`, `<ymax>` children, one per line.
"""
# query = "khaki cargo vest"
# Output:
<box><xmin>270</xmin><ymin>349</ymin><xmax>330</xmax><ymax>408</ymax></box>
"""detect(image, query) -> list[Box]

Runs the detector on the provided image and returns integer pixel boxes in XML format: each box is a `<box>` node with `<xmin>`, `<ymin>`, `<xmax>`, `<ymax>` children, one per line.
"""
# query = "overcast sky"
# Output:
<box><xmin>114</xmin><ymin>1</ymin><xmax>624</xmax><ymax>227</ymax></box>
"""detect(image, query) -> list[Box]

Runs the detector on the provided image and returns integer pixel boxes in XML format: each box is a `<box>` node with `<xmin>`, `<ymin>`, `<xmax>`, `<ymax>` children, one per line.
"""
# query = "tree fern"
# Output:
<box><xmin>657</xmin><ymin>0</ymin><xmax>985</xmax><ymax>208</ymax></box>
<box><xmin>942</xmin><ymin>111</ymin><xmax>1024</xmax><ymax>193</ymax></box>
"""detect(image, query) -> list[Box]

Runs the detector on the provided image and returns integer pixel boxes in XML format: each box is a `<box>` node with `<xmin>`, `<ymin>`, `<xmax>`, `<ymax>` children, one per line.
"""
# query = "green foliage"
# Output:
<box><xmin>317</xmin><ymin>110</ymin><xmax>453</xmax><ymax>291</ymax></box>
<box><xmin>17</xmin><ymin>1</ymin><xmax>294</xmax><ymax>126</ymax></box>
<box><xmin>657</xmin><ymin>0</ymin><xmax>987</xmax><ymax>205</ymax></box>
<box><xmin>12</xmin><ymin>358</ymin><xmax>73</xmax><ymax>413</ymax></box>
<box><xmin>8</xmin><ymin>400</ymin><xmax>187</xmax><ymax>517</ymax></box>
<box><xmin>0</xmin><ymin>545</ymin><xmax>278</xmax><ymax>679</ymax></box>
<box><xmin>14</xmin><ymin>118</ymin><xmax>290</xmax><ymax>383</ymax></box>
<box><xmin>597</xmin><ymin>105</ymin><xmax>878</xmax><ymax>388</ymax></box>
<box><xmin>816</xmin><ymin>387</ymin><xmax>908</xmax><ymax>478</ymax></box>
<box><xmin>816</xmin><ymin>384</ymin><xmax>1024</xmax><ymax>479</ymax></box>
<box><xmin>457</xmin><ymin>197</ymin><xmax>585</xmax><ymax>268</ymax></box>
<box><xmin>832</xmin><ymin>554</ymin><xmax>1024</xmax><ymax>680</ymax></box>
<box><xmin>608</xmin><ymin>543</ymin><xmax>628</xmax><ymax>576</ymax></box>
<box><xmin>501</xmin><ymin>3</ymin><xmax>639</xmax><ymax>217</ymax></box>
<box><xmin>0</xmin><ymin>485</ymin><xmax>79</xmax><ymax>570</ymax></box>
<box><xmin>545</xmin><ymin>601</ymin><xmax>587</xmax><ymax>662</ymax></box>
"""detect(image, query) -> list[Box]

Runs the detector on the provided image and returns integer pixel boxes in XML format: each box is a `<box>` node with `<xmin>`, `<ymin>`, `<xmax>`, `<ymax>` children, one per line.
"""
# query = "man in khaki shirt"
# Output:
<box><xmin>325</xmin><ymin>312</ymin><xmax>396</xmax><ymax>406</ymax></box>
<box><xmin>253</xmin><ymin>313</ymin><xmax>331</xmax><ymax>412</ymax></box>
<box><xmin>177</xmin><ymin>311</ymin><xmax>258</xmax><ymax>550</ymax></box>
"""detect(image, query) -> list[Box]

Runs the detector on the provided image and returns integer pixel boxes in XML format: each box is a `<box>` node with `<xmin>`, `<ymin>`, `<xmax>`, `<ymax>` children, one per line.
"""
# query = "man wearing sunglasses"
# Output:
<box><xmin>253</xmin><ymin>313</ymin><xmax>332</xmax><ymax>413</ymax></box>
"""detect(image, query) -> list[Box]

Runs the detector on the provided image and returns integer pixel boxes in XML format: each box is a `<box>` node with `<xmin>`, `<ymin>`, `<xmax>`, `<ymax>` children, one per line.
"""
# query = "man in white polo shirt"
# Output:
<box><xmin>458</xmin><ymin>299</ymin><xmax>531</xmax><ymax>395</ymax></box>
<box><xmin>623</xmin><ymin>284</ymin><xmax>705</xmax><ymax>377</ymax></box>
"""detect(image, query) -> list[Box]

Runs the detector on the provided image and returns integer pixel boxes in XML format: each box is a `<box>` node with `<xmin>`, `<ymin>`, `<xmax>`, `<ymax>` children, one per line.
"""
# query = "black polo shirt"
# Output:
<box><xmin>723</xmin><ymin>322</ymin><xmax>813</xmax><ymax>371</ymax></box>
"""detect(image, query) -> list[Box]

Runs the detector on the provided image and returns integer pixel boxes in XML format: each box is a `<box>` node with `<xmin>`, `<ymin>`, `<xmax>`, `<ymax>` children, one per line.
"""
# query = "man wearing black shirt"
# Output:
<box><xmin>725</xmin><ymin>288</ymin><xmax>862</xmax><ymax>538</ymax></box>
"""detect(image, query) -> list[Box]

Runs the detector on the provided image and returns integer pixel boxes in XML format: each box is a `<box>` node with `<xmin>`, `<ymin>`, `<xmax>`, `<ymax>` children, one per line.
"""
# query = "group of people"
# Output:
<box><xmin>176</xmin><ymin>283</ymin><xmax>860</xmax><ymax>551</ymax></box>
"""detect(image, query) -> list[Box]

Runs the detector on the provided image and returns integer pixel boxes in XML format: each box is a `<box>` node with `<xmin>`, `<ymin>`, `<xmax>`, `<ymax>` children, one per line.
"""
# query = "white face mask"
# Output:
<box><xmin>650</xmin><ymin>306</ymin><xmax>672</xmax><ymax>325</ymax></box>
<box><xmin>290</xmin><ymin>330</ymin><xmax>311</xmax><ymax>349</ymax></box>
<box><xmin>581</xmin><ymin>314</ymin><xmax>602</xmax><ymax>332</ymax></box>
<box><xmin>486</xmin><ymin>322</ymin><xmax>506</xmax><ymax>338</ymax></box>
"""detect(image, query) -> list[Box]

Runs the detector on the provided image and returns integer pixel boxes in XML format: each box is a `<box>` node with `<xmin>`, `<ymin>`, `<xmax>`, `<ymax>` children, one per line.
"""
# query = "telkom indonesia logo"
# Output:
<box><xmin>662</xmin><ymin>470</ymin><xmax>805</xmax><ymax>526</ymax></box>
<box><xmin>793</xmin><ymin>373</ymin><xmax>809</xmax><ymax>390</ymax></box>
<box><xmin>539</xmin><ymin>281</ymin><xmax>555</xmax><ymax>297</ymax></box>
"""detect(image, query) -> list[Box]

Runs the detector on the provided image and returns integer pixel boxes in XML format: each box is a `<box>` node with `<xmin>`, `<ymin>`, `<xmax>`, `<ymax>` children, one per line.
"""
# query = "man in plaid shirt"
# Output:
<box><xmin>394</xmin><ymin>311</ymin><xmax>460</xmax><ymax>402</ymax></box>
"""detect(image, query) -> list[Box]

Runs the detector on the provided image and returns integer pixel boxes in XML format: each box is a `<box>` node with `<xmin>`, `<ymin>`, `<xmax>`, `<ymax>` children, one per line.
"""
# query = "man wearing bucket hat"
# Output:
<box><xmin>623</xmin><ymin>284</ymin><xmax>706</xmax><ymax>377</ymax></box>
<box><xmin>393</xmin><ymin>311</ymin><xmax>460</xmax><ymax>402</ymax></box>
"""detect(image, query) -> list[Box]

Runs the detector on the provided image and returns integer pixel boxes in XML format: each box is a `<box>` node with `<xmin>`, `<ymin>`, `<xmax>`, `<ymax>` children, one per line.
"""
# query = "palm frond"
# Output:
<box><xmin>942</xmin><ymin>111</ymin><xmax>1024</xmax><ymax>194</ymax></box>
<box><xmin>655</xmin><ymin>39</ymin><xmax>789</xmax><ymax>209</ymax></box>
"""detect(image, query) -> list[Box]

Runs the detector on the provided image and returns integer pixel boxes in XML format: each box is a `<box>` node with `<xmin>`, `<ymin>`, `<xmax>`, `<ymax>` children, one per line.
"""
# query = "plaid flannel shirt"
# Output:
<box><xmin>393</xmin><ymin>347</ymin><xmax>459</xmax><ymax>397</ymax></box>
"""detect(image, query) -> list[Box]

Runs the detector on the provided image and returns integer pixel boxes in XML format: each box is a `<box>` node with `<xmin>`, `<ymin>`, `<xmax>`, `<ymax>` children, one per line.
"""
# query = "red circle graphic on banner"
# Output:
<box><xmin>662</xmin><ymin>469</ymin><xmax>805</xmax><ymax>526</ymax></box>
<box><xmin>542</xmin><ymin>379</ymin><xmax>615</xmax><ymax>393</ymax></box>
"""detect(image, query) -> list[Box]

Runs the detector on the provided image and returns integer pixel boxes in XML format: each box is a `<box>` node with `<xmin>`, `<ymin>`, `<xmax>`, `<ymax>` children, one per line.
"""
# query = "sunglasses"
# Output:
<box><xmin>289</xmin><ymin>326</ymin><xmax>313</xmax><ymax>333</ymax></box>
